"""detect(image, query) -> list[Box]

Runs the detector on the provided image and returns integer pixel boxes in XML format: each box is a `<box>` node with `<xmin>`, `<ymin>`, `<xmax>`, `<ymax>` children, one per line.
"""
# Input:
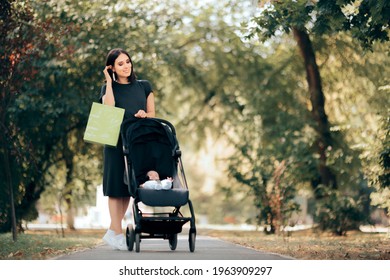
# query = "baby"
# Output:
<box><xmin>140</xmin><ymin>170</ymin><xmax>173</xmax><ymax>190</ymax></box>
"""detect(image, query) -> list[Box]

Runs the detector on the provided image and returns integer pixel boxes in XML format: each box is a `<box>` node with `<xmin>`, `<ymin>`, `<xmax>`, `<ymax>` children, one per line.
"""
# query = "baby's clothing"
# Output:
<box><xmin>142</xmin><ymin>179</ymin><xmax>172</xmax><ymax>190</ymax></box>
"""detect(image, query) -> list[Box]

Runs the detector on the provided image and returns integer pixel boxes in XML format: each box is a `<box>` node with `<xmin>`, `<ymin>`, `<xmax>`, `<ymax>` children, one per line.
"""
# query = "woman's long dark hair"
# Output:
<box><xmin>105</xmin><ymin>48</ymin><xmax>137</xmax><ymax>83</ymax></box>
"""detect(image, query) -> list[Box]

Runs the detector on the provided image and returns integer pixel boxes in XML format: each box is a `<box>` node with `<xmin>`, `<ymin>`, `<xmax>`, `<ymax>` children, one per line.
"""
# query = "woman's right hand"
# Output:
<box><xmin>103</xmin><ymin>65</ymin><xmax>113</xmax><ymax>82</ymax></box>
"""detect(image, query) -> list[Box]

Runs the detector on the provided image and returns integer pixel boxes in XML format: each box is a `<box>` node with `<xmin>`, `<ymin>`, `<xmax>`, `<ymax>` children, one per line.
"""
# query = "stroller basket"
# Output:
<box><xmin>139</xmin><ymin>217</ymin><xmax>191</xmax><ymax>235</ymax></box>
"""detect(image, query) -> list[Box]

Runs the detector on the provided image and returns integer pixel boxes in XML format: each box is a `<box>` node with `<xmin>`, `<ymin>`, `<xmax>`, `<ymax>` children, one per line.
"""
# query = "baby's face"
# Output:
<box><xmin>148</xmin><ymin>171</ymin><xmax>159</xmax><ymax>180</ymax></box>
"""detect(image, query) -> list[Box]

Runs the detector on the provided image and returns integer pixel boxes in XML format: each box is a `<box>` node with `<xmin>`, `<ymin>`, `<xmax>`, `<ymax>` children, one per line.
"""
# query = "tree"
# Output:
<box><xmin>0</xmin><ymin>0</ymin><xmax>51</xmax><ymax>239</ymax></box>
<box><xmin>247</xmin><ymin>0</ymin><xmax>390</xmax><ymax>197</ymax></box>
<box><xmin>0</xmin><ymin>0</ymin><xmax>81</xmax><ymax>234</ymax></box>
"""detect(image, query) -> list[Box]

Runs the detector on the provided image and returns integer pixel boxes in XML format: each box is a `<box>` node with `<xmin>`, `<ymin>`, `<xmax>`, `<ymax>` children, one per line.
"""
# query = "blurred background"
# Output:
<box><xmin>1</xmin><ymin>0</ymin><xmax>389</xmax><ymax>237</ymax></box>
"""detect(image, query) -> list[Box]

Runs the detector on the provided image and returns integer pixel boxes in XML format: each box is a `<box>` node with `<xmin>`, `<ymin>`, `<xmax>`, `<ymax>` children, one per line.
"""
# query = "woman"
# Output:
<box><xmin>100</xmin><ymin>48</ymin><xmax>155</xmax><ymax>250</ymax></box>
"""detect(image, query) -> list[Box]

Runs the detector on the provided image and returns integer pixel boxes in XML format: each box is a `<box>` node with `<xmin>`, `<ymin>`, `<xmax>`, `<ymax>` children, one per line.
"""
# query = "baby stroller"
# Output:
<box><xmin>121</xmin><ymin>117</ymin><xmax>196</xmax><ymax>252</ymax></box>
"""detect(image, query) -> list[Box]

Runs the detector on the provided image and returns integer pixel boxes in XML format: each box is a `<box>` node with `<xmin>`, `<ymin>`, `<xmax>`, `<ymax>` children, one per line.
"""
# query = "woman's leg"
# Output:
<box><xmin>108</xmin><ymin>196</ymin><xmax>130</xmax><ymax>234</ymax></box>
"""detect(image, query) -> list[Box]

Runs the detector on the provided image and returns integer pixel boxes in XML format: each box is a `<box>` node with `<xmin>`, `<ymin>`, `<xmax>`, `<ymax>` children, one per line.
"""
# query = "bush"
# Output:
<box><xmin>314</xmin><ymin>187</ymin><xmax>366</xmax><ymax>236</ymax></box>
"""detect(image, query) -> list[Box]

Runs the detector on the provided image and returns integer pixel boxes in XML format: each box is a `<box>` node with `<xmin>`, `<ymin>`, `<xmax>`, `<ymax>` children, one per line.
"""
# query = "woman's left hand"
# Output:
<box><xmin>135</xmin><ymin>110</ymin><xmax>147</xmax><ymax>118</ymax></box>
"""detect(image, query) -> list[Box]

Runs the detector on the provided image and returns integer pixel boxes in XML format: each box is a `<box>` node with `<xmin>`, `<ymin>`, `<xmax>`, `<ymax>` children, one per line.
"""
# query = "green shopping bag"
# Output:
<box><xmin>83</xmin><ymin>102</ymin><xmax>125</xmax><ymax>146</ymax></box>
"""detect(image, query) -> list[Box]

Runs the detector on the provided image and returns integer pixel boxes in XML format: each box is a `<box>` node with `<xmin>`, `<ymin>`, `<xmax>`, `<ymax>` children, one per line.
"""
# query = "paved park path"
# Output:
<box><xmin>55</xmin><ymin>234</ymin><xmax>293</xmax><ymax>260</ymax></box>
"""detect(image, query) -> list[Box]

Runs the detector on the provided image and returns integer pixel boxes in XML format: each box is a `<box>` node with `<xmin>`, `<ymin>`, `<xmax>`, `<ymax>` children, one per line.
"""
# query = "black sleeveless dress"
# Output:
<box><xmin>99</xmin><ymin>80</ymin><xmax>152</xmax><ymax>197</ymax></box>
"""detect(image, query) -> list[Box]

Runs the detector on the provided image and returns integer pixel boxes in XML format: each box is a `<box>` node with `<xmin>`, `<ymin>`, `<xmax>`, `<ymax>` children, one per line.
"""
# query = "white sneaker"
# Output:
<box><xmin>102</xmin><ymin>229</ymin><xmax>117</xmax><ymax>250</ymax></box>
<box><xmin>103</xmin><ymin>230</ymin><xmax>127</xmax><ymax>251</ymax></box>
<box><xmin>113</xmin><ymin>234</ymin><xmax>128</xmax><ymax>251</ymax></box>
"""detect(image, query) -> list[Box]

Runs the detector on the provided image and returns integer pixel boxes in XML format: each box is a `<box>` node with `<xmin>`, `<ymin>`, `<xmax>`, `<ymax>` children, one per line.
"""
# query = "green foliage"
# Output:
<box><xmin>314</xmin><ymin>186</ymin><xmax>367</xmax><ymax>236</ymax></box>
<box><xmin>0</xmin><ymin>0</ymin><xmax>56</xmax><ymax>232</ymax></box>
<box><xmin>223</xmin><ymin>53</ymin><xmax>309</xmax><ymax>230</ymax></box>
<box><xmin>251</xmin><ymin>0</ymin><xmax>315</xmax><ymax>37</ymax></box>
<box><xmin>229</xmin><ymin>154</ymin><xmax>301</xmax><ymax>233</ymax></box>
<box><xmin>0</xmin><ymin>0</ymin><xmax>102</xmax><ymax>232</ymax></box>
<box><xmin>348</xmin><ymin>0</ymin><xmax>390</xmax><ymax>49</ymax></box>
<box><xmin>244</xmin><ymin>0</ymin><xmax>390</xmax><ymax>232</ymax></box>
<box><xmin>370</xmin><ymin>113</ymin><xmax>390</xmax><ymax>215</ymax></box>
<box><xmin>378</xmin><ymin>138</ymin><xmax>389</xmax><ymax>189</ymax></box>
<box><xmin>249</xmin><ymin>0</ymin><xmax>389</xmax><ymax>49</ymax></box>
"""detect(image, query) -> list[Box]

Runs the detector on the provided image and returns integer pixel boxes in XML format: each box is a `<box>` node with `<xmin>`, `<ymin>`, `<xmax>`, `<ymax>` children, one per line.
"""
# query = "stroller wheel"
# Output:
<box><xmin>126</xmin><ymin>225</ymin><xmax>135</xmax><ymax>251</ymax></box>
<box><xmin>135</xmin><ymin>232</ymin><xmax>141</xmax><ymax>253</ymax></box>
<box><xmin>189</xmin><ymin>228</ymin><xmax>196</xmax><ymax>252</ymax></box>
<box><xmin>169</xmin><ymin>234</ymin><xmax>178</xmax><ymax>250</ymax></box>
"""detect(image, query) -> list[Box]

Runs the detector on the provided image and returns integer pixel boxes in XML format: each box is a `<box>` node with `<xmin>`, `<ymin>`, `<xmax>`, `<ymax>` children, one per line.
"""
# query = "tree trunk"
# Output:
<box><xmin>65</xmin><ymin>197</ymin><xmax>75</xmax><ymax>230</ymax></box>
<box><xmin>1</xmin><ymin>137</ymin><xmax>18</xmax><ymax>240</ymax></box>
<box><xmin>292</xmin><ymin>27</ymin><xmax>337</xmax><ymax>196</ymax></box>
<box><xmin>64</xmin><ymin>138</ymin><xmax>76</xmax><ymax>230</ymax></box>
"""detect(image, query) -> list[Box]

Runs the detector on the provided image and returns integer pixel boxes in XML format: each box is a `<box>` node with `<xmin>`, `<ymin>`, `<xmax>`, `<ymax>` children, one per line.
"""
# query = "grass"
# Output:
<box><xmin>0</xmin><ymin>228</ymin><xmax>389</xmax><ymax>260</ymax></box>
<box><xmin>203</xmin><ymin>228</ymin><xmax>390</xmax><ymax>260</ymax></box>
<box><xmin>0</xmin><ymin>229</ymin><xmax>102</xmax><ymax>260</ymax></box>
